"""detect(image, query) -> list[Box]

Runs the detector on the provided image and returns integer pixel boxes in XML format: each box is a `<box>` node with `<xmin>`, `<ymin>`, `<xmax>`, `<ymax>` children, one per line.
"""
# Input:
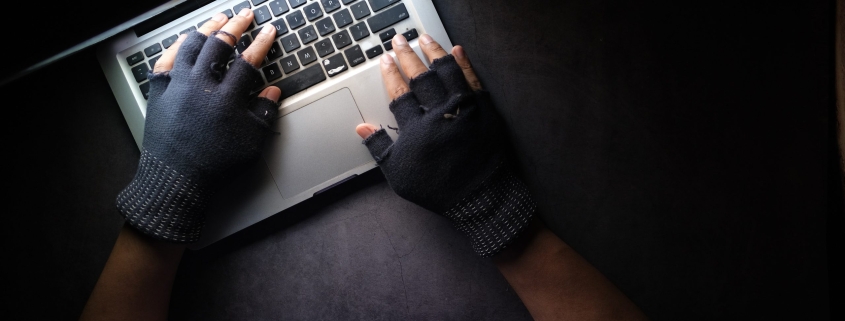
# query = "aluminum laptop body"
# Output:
<box><xmin>97</xmin><ymin>0</ymin><xmax>453</xmax><ymax>249</ymax></box>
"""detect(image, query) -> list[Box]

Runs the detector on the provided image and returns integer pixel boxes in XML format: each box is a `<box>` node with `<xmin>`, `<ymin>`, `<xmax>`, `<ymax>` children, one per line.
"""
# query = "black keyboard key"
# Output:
<box><xmin>262</xmin><ymin>62</ymin><xmax>283</xmax><ymax>81</ymax></box>
<box><xmin>383</xmin><ymin>40</ymin><xmax>392</xmax><ymax>51</ymax></box>
<box><xmin>179</xmin><ymin>26</ymin><xmax>196</xmax><ymax>35</ymax></box>
<box><xmin>331</xmin><ymin>30</ymin><xmax>352</xmax><ymax>49</ymax></box>
<box><xmin>297</xmin><ymin>47</ymin><xmax>318</xmax><ymax>65</ymax></box>
<box><xmin>333</xmin><ymin>8</ymin><xmax>354</xmax><ymax>28</ymax></box>
<box><xmin>350</xmin><ymin>1</ymin><xmax>371</xmax><ymax>20</ymax></box>
<box><xmin>322</xmin><ymin>54</ymin><xmax>348</xmax><ymax>77</ymax></box>
<box><xmin>315</xmin><ymin>38</ymin><xmax>335</xmax><ymax>57</ymax></box>
<box><xmin>269</xmin><ymin>0</ymin><xmax>289</xmax><ymax>16</ymax></box>
<box><xmin>367</xmin><ymin>3</ymin><xmax>408</xmax><ymax>33</ymax></box>
<box><xmin>237</xmin><ymin>34</ymin><xmax>253</xmax><ymax>53</ymax></box>
<box><xmin>344</xmin><ymin>45</ymin><xmax>366</xmax><ymax>67</ymax></box>
<box><xmin>126</xmin><ymin>52</ymin><xmax>144</xmax><ymax>66</ymax></box>
<box><xmin>286</xmin><ymin>10</ymin><xmax>306</xmax><ymax>29</ymax></box>
<box><xmin>365</xmin><ymin>45</ymin><xmax>383</xmax><ymax>59</ymax></box>
<box><xmin>131</xmin><ymin>64</ymin><xmax>150</xmax><ymax>83</ymax></box>
<box><xmin>140</xmin><ymin>82</ymin><xmax>151</xmax><ymax>100</ymax></box>
<box><xmin>280</xmin><ymin>33</ymin><xmax>301</xmax><ymax>52</ymax></box>
<box><xmin>315</xmin><ymin>17</ymin><xmax>336</xmax><ymax>36</ymax></box>
<box><xmin>279</xmin><ymin>55</ymin><xmax>300</xmax><ymax>73</ymax></box>
<box><xmin>222</xmin><ymin>9</ymin><xmax>234</xmax><ymax>18</ymax></box>
<box><xmin>342</xmin><ymin>0</ymin><xmax>356</xmax><ymax>4</ymax></box>
<box><xmin>266</xmin><ymin>41</ymin><xmax>284</xmax><ymax>60</ymax></box>
<box><xmin>253</xmin><ymin>5</ymin><xmax>272</xmax><ymax>25</ymax></box>
<box><xmin>349</xmin><ymin>22</ymin><xmax>370</xmax><ymax>41</ymax></box>
<box><xmin>288</xmin><ymin>0</ymin><xmax>307</xmax><ymax>8</ymax></box>
<box><xmin>321</xmin><ymin>0</ymin><xmax>341</xmax><ymax>13</ymax></box>
<box><xmin>298</xmin><ymin>25</ymin><xmax>318</xmax><ymax>44</ymax></box>
<box><xmin>144</xmin><ymin>43</ymin><xmax>162</xmax><ymax>57</ymax></box>
<box><xmin>368</xmin><ymin>0</ymin><xmax>399</xmax><ymax>12</ymax></box>
<box><xmin>270</xmin><ymin>19</ymin><xmax>288</xmax><ymax>37</ymax></box>
<box><xmin>379</xmin><ymin>28</ymin><xmax>396</xmax><ymax>42</ymax></box>
<box><xmin>233</xmin><ymin>1</ymin><xmax>252</xmax><ymax>14</ymax></box>
<box><xmin>252</xmin><ymin>0</ymin><xmax>269</xmax><ymax>5</ymax></box>
<box><xmin>161</xmin><ymin>35</ymin><xmax>178</xmax><ymax>50</ymax></box>
<box><xmin>304</xmin><ymin>2</ymin><xmax>323</xmax><ymax>21</ymax></box>
<box><xmin>273</xmin><ymin>64</ymin><xmax>326</xmax><ymax>99</ymax></box>
<box><xmin>148</xmin><ymin>55</ymin><xmax>161</xmax><ymax>69</ymax></box>
<box><xmin>401</xmin><ymin>28</ymin><xmax>418</xmax><ymax>41</ymax></box>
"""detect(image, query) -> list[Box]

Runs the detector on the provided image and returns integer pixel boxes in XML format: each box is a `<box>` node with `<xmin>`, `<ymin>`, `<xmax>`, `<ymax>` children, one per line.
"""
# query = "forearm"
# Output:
<box><xmin>494</xmin><ymin>220</ymin><xmax>648</xmax><ymax>321</ymax></box>
<box><xmin>80</xmin><ymin>224</ymin><xmax>185</xmax><ymax>321</ymax></box>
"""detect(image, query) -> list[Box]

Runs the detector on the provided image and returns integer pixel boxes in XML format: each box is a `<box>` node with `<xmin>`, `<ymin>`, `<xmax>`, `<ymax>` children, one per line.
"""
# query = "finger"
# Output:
<box><xmin>215</xmin><ymin>8</ymin><xmax>254</xmax><ymax>46</ymax></box>
<box><xmin>452</xmin><ymin>46</ymin><xmax>482</xmax><ymax>91</ymax></box>
<box><xmin>355</xmin><ymin>123</ymin><xmax>379</xmax><ymax>139</ymax></box>
<box><xmin>392</xmin><ymin>34</ymin><xmax>428</xmax><ymax>79</ymax></box>
<box><xmin>197</xmin><ymin>13</ymin><xmax>229</xmax><ymax>36</ymax></box>
<box><xmin>418</xmin><ymin>34</ymin><xmax>448</xmax><ymax>63</ymax></box>
<box><xmin>240</xmin><ymin>25</ymin><xmax>276</xmax><ymax>67</ymax></box>
<box><xmin>258</xmin><ymin>86</ymin><xmax>281</xmax><ymax>103</ymax></box>
<box><xmin>153</xmin><ymin>34</ymin><xmax>188</xmax><ymax>73</ymax></box>
<box><xmin>381</xmin><ymin>54</ymin><xmax>410</xmax><ymax>100</ymax></box>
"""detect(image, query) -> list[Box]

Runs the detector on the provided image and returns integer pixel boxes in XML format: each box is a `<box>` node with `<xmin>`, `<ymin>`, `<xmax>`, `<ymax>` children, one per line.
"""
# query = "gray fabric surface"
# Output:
<box><xmin>0</xmin><ymin>0</ymin><xmax>836</xmax><ymax>320</ymax></box>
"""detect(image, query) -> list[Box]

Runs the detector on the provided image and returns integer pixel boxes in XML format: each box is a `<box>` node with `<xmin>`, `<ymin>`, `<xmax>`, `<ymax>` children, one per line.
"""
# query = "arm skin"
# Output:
<box><xmin>355</xmin><ymin>34</ymin><xmax>650</xmax><ymax>321</ymax></box>
<box><xmin>79</xmin><ymin>224</ymin><xmax>185</xmax><ymax>321</ymax></box>
<box><xmin>81</xmin><ymin>10</ymin><xmax>279</xmax><ymax>321</ymax></box>
<box><xmin>494</xmin><ymin>219</ymin><xmax>649</xmax><ymax>321</ymax></box>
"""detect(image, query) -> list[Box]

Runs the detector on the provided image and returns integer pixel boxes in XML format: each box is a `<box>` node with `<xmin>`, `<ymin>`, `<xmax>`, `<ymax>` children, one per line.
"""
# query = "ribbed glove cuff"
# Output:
<box><xmin>116</xmin><ymin>149</ymin><xmax>211</xmax><ymax>243</ymax></box>
<box><xmin>443</xmin><ymin>166</ymin><xmax>537</xmax><ymax>257</ymax></box>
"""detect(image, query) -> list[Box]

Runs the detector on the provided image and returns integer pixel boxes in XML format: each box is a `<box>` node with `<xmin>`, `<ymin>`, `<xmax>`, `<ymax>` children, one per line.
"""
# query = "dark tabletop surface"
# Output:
<box><xmin>1</xmin><ymin>0</ymin><xmax>838</xmax><ymax>320</ymax></box>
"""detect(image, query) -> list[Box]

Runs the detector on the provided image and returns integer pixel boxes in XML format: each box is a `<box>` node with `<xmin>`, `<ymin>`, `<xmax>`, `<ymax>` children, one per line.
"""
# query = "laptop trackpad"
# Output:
<box><xmin>263</xmin><ymin>88</ymin><xmax>373</xmax><ymax>199</ymax></box>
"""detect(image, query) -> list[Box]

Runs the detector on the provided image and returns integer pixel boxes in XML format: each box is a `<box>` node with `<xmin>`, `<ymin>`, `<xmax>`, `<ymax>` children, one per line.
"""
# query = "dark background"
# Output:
<box><xmin>1</xmin><ymin>0</ymin><xmax>839</xmax><ymax>320</ymax></box>
<box><xmin>0</xmin><ymin>0</ymin><xmax>168</xmax><ymax>84</ymax></box>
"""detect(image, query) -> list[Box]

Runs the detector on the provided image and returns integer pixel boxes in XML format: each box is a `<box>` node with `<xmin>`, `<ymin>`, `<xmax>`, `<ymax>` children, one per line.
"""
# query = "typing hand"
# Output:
<box><xmin>116</xmin><ymin>9</ymin><xmax>279</xmax><ymax>243</ymax></box>
<box><xmin>355</xmin><ymin>34</ymin><xmax>537</xmax><ymax>257</ymax></box>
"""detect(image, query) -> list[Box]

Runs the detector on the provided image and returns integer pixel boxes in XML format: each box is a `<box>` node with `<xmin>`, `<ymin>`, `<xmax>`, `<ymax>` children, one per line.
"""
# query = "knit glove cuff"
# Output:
<box><xmin>116</xmin><ymin>149</ymin><xmax>212</xmax><ymax>243</ymax></box>
<box><xmin>444</xmin><ymin>166</ymin><xmax>537</xmax><ymax>257</ymax></box>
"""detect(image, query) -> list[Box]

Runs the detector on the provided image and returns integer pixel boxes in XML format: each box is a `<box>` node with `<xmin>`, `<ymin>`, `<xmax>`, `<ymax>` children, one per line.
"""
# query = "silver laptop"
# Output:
<box><xmin>97</xmin><ymin>0</ymin><xmax>453</xmax><ymax>249</ymax></box>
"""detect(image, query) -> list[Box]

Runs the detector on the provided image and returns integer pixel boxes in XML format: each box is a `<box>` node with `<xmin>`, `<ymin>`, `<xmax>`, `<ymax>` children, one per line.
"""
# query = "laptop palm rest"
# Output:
<box><xmin>264</xmin><ymin>88</ymin><xmax>374</xmax><ymax>199</ymax></box>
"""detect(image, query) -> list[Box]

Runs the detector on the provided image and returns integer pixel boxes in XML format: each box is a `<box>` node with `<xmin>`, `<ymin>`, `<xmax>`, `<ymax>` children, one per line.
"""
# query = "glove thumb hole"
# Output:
<box><xmin>248</xmin><ymin>96</ymin><xmax>279</xmax><ymax>125</ymax></box>
<box><xmin>361</xmin><ymin>128</ymin><xmax>395</xmax><ymax>164</ymax></box>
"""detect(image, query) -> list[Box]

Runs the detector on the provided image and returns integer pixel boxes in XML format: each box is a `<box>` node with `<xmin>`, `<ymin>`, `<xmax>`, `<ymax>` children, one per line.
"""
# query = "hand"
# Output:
<box><xmin>355</xmin><ymin>34</ymin><xmax>537</xmax><ymax>257</ymax></box>
<box><xmin>116</xmin><ymin>9</ymin><xmax>280</xmax><ymax>243</ymax></box>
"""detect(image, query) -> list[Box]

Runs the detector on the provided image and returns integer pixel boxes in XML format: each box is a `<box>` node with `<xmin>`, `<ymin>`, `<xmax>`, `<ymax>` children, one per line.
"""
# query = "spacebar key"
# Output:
<box><xmin>367</xmin><ymin>3</ymin><xmax>409</xmax><ymax>33</ymax></box>
<box><xmin>272</xmin><ymin>64</ymin><xmax>327</xmax><ymax>100</ymax></box>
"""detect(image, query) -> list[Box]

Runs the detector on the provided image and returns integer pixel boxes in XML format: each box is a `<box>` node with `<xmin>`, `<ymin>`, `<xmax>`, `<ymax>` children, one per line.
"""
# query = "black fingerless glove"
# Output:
<box><xmin>363</xmin><ymin>55</ymin><xmax>536</xmax><ymax>257</ymax></box>
<box><xmin>116</xmin><ymin>32</ymin><xmax>277</xmax><ymax>243</ymax></box>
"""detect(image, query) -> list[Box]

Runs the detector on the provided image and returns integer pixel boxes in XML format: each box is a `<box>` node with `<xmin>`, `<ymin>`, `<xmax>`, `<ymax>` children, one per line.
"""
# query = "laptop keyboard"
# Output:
<box><xmin>124</xmin><ymin>0</ymin><xmax>416</xmax><ymax>101</ymax></box>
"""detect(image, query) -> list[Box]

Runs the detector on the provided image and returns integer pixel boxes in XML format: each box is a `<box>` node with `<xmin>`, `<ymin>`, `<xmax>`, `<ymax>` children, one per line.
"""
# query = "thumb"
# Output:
<box><xmin>250</xmin><ymin>86</ymin><xmax>281</xmax><ymax>124</ymax></box>
<box><xmin>357</xmin><ymin>123</ymin><xmax>394</xmax><ymax>163</ymax></box>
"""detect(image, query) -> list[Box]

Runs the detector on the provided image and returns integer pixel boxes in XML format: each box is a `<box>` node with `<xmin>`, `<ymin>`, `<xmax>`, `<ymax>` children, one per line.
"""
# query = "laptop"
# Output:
<box><xmin>92</xmin><ymin>0</ymin><xmax>453</xmax><ymax>249</ymax></box>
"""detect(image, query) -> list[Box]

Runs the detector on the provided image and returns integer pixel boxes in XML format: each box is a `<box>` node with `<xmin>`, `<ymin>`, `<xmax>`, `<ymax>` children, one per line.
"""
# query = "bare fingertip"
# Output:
<box><xmin>381</xmin><ymin>54</ymin><xmax>394</xmax><ymax>65</ymax></box>
<box><xmin>453</xmin><ymin>46</ymin><xmax>466</xmax><ymax>60</ymax></box>
<box><xmin>420</xmin><ymin>34</ymin><xmax>433</xmax><ymax>45</ymax></box>
<box><xmin>355</xmin><ymin>123</ymin><xmax>379</xmax><ymax>139</ymax></box>
<box><xmin>212</xmin><ymin>12</ymin><xmax>227</xmax><ymax>22</ymax></box>
<box><xmin>260</xmin><ymin>86</ymin><xmax>282</xmax><ymax>102</ymax></box>
<box><xmin>260</xmin><ymin>25</ymin><xmax>274</xmax><ymax>35</ymax></box>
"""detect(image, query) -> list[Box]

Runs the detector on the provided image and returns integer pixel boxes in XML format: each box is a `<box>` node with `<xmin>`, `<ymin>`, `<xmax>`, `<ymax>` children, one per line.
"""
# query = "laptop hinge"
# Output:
<box><xmin>134</xmin><ymin>0</ymin><xmax>216</xmax><ymax>37</ymax></box>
